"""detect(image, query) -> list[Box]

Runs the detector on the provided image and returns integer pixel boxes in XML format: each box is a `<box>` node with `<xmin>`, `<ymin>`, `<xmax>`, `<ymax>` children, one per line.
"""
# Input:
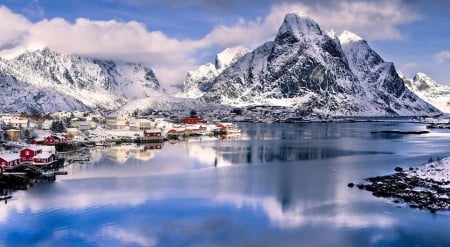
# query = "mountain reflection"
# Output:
<box><xmin>3</xmin><ymin>122</ymin><xmax>450</xmax><ymax>246</ymax></box>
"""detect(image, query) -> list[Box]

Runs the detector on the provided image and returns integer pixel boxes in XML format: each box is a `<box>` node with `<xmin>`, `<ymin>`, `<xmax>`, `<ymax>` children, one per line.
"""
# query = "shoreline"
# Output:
<box><xmin>351</xmin><ymin>157</ymin><xmax>450</xmax><ymax>213</ymax></box>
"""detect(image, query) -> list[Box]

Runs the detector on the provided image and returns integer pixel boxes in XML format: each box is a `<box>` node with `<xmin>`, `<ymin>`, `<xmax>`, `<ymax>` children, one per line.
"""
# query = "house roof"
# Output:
<box><xmin>21</xmin><ymin>146</ymin><xmax>42</xmax><ymax>152</ymax></box>
<box><xmin>34</xmin><ymin>153</ymin><xmax>54</xmax><ymax>159</ymax></box>
<box><xmin>144</xmin><ymin>129</ymin><xmax>162</xmax><ymax>133</ymax></box>
<box><xmin>0</xmin><ymin>153</ymin><xmax>21</xmax><ymax>162</ymax></box>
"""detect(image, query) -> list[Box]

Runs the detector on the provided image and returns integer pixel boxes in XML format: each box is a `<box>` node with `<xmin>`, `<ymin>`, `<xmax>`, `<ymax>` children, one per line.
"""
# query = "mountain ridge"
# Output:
<box><xmin>0</xmin><ymin>48</ymin><xmax>162</xmax><ymax>113</ymax></box>
<box><xmin>184</xmin><ymin>13</ymin><xmax>439</xmax><ymax>116</ymax></box>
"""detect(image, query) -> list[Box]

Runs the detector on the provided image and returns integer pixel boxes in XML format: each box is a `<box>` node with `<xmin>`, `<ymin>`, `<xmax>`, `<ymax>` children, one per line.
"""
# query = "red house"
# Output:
<box><xmin>20</xmin><ymin>146</ymin><xmax>43</xmax><ymax>162</ymax></box>
<box><xmin>0</xmin><ymin>153</ymin><xmax>21</xmax><ymax>168</ymax></box>
<box><xmin>33</xmin><ymin>153</ymin><xmax>55</xmax><ymax>165</ymax></box>
<box><xmin>182</xmin><ymin>116</ymin><xmax>207</xmax><ymax>125</ymax></box>
<box><xmin>144</xmin><ymin>129</ymin><xmax>162</xmax><ymax>137</ymax></box>
<box><xmin>43</xmin><ymin>136</ymin><xmax>58</xmax><ymax>145</ymax></box>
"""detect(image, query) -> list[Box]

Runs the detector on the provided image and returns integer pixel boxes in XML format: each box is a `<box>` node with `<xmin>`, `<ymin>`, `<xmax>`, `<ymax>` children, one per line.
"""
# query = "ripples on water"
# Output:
<box><xmin>2</xmin><ymin>122</ymin><xmax>450</xmax><ymax>246</ymax></box>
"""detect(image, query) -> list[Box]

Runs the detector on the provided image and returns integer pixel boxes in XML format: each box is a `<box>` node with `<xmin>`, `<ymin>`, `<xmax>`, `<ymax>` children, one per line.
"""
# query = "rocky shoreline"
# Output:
<box><xmin>350</xmin><ymin>157</ymin><xmax>450</xmax><ymax>213</ymax></box>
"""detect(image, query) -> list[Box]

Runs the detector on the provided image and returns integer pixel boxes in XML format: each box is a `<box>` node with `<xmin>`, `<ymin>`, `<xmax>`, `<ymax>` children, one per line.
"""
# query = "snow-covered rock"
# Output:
<box><xmin>0</xmin><ymin>48</ymin><xmax>161</xmax><ymax>112</ymax></box>
<box><xmin>403</xmin><ymin>73</ymin><xmax>450</xmax><ymax>113</ymax></box>
<box><xmin>339</xmin><ymin>31</ymin><xmax>435</xmax><ymax>115</ymax></box>
<box><xmin>193</xmin><ymin>13</ymin><xmax>439</xmax><ymax>116</ymax></box>
<box><xmin>183</xmin><ymin>46</ymin><xmax>250</xmax><ymax>98</ymax></box>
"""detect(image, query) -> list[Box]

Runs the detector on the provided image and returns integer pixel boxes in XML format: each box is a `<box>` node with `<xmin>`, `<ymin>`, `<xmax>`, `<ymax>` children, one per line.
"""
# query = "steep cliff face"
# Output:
<box><xmin>0</xmin><ymin>48</ymin><xmax>162</xmax><ymax>112</ymax></box>
<box><xmin>195</xmin><ymin>13</ymin><xmax>438</xmax><ymax>116</ymax></box>
<box><xmin>339</xmin><ymin>31</ymin><xmax>435</xmax><ymax>115</ymax></box>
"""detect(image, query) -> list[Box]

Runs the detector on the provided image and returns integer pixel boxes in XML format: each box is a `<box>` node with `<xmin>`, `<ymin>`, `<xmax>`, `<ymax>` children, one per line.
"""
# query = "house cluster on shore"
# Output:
<box><xmin>0</xmin><ymin>110</ymin><xmax>241</xmax><ymax>155</ymax></box>
<box><xmin>0</xmin><ymin>145</ymin><xmax>60</xmax><ymax>172</ymax></box>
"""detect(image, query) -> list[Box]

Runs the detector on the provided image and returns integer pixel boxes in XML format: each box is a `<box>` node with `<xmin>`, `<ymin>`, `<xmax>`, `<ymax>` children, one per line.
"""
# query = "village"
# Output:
<box><xmin>1</xmin><ymin>105</ymin><xmax>441</xmax><ymax>191</ymax></box>
<box><xmin>0</xmin><ymin>108</ymin><xmax>256</xmax><ymax>190</ymax></box>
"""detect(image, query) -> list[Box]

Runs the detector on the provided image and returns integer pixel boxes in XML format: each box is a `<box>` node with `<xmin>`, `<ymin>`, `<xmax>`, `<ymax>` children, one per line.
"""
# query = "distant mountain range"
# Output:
<box><xmin>403</xmin><ymin>73</ymin><xmax>450</xmax><ymax>113</ymax></box>
<box><xmin>0</xmin><ymin>13</ymin><xmax>444</xmax><ymax>116</ymax></box>
<box><xmin>0</xmin><ymin>48</ymin><xmax>161</xmax><ymax>113</ymax></box>
<box><xmin>183</xmin><ymin>13</ymin><xmax>439</xmax><ymax>116</ymax></box>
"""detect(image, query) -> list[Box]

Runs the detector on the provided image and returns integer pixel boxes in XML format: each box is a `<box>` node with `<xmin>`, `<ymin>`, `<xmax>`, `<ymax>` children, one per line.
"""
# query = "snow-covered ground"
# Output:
<box><xmin>407</xmin><ymin>157</ymin><xmax>450</xmax><ymax>183</ymax></box>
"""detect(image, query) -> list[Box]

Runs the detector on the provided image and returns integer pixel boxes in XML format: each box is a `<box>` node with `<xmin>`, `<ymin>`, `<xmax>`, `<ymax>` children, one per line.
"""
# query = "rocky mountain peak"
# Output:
<box><xmin>276</xmin><ymin>13</ymin><xmax>323</xmax><ymax>41</ymax></box>
<box><xmin>412</xmin><ymin>72</ymin><xmax>438</xmax><ymax>91</ymax></box>
<box><xmin>194</xmin><ymin>13</ymin><xmax>438</xmax><ymax>116</ymax></box>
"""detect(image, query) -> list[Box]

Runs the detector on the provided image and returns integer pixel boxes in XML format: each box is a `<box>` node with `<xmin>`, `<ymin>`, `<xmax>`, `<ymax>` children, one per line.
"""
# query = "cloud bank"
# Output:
<box><xmin>0</xmin><ymin>1</ymin><xmax>421</xmax><ymax>88</ymax></box>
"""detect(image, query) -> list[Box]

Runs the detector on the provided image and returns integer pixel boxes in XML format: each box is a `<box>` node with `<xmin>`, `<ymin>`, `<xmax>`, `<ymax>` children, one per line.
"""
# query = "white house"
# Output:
<box><xmin>106</xmin><ymin>112</ymin><xmax>129</xmax><ymax>129</ymax></box>
<box><xmin>129</xmin><ymin>118</ymin><xmax>155</xmax><ymax>131</ymax></box>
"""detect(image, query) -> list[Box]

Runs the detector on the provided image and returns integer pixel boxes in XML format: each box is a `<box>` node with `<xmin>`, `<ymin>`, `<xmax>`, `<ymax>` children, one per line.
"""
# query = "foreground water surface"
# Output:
<box><xmin>2</xmin><ymin>121</ymin><xmax>450</xmax><ymax>246</ymax></box>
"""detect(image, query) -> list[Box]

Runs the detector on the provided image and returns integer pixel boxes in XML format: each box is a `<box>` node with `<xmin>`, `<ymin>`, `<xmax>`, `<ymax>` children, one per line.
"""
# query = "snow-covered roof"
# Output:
<box><xmin>34</xmin><ymin>152</ymin><xmax>54</xmax><ymax>159</ymax></box>
<box><xmin>0</xmin><ymin>153</ymin><xmax>21</xmax><ymax>162</ymax></box>
<box><xmin>22</xmin><ymin>146</ymin><xmax>42</xmax><ymax>152</ymax></box>
<box><xmin>129</xmin><ymin>118</ymin><xmax>153</xmax><ymax>124</ymax></box>
<box><xmin>144</xmin><ymin>129</ymin><xmax>162</xmax><ymax>133</ymax></box>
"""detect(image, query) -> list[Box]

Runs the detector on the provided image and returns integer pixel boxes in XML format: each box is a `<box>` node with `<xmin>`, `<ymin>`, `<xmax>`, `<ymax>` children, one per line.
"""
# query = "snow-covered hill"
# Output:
<box><xmin>183</xmin><ymin>46</ymin><xmax>250</xmax><ymax>98</ymax></box>
<box><xmin>0</xmin><ymin>48</ymin><xmax>161</xmax><ymax>112</ymax></box>
<box><xmin>0</xmin><ymin>68</ymin><xmax>89</xmax><ymax>113</ymax></box>
<box><xmin>187</xmin><ymin>13</ymin><xmax>438</xmax><ymax>116</ymax></box>
<box><xmin>403</xmin><ymin>73</ymin><xmax>450</xmax><ymax>113</ymax></box>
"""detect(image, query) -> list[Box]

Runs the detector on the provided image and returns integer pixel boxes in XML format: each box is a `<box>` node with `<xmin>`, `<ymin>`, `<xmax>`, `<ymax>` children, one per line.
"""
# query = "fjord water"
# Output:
<box><xmin>3</xmin><ymin>122</ymin><xmax>450</xmax><ymax>246</ymax></box>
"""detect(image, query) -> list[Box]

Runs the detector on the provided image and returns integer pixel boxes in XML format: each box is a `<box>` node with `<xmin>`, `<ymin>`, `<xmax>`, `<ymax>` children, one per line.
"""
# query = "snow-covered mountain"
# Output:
<box><xmin>0</xmin><ymin>48</ymin><xmax>161</xmax><ymax>113</ymax></box>
<box><xmin>0</xmin><ymin>68</ymin><xmax>89</xmax><ymax>113</ymax></box>
<box><xmin>183</xmin><ymin>46</ymin><xmax>250</xmax><ymax>98</ymax></box>
<box><xmin>189</xmin><ymin>13</ymin><xmax>438</xmax><ymax>116</ymax></box>
<box><xmin>403</xmin><ymin>72</ymin><xmax>450</xmax><ymax>113</ymax></box>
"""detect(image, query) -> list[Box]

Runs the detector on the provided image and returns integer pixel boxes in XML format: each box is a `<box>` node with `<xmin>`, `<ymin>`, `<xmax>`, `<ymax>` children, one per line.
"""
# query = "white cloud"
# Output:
<box><xmin>0</xmin><ymin>6</ymin><xmax>31</xmax><ymax>50</ymax></box>
<box><xmin>435</xmin><ymin>51</ymin><xmax>450</xmax><ymax>63</ymax></box>
<box><xmin>304</xmin><ymin>1</ymin><xmax>421</xmax><ymax>40</ymax></box>
<box><xmin>0</xmin><ymin>1</ymin><xmax>422</xmax><ymax>88</ymax></box>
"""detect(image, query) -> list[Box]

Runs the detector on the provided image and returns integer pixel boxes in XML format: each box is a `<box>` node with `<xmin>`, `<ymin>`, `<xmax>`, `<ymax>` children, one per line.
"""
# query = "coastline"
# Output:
<box><xmin>353</xmin><ymin>157</ymin><xmax>450</xmax><ymax>213</ymax></box>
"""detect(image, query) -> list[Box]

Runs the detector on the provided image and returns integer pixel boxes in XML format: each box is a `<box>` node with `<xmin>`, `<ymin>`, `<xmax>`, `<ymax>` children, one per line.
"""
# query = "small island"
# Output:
<box><xmin>352</xmin><ymin>157</ymin><xmax>450</xmax><ymax>213</ymax></box>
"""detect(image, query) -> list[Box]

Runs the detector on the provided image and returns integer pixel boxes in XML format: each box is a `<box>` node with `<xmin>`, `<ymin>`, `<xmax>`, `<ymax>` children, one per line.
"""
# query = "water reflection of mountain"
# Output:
<box><xmin>190</xmin><ymin>142</ymin><xmax>392</xmax><ymax>166</ymax></box>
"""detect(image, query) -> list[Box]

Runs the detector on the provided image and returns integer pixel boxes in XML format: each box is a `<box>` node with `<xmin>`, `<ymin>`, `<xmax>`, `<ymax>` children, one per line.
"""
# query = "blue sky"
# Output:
<box><xmin>0</xmin><ymin>0</ymin><xmax>449</xmax><ymax>88</ymax></box>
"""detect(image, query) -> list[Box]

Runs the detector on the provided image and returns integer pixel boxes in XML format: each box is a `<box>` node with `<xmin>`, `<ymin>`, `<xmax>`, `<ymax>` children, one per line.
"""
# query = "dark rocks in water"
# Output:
<box><xmin>395</xmin><ymin>167</ymin><xmax>404</xmax><ymax>172</ymax></box>
<box><xmin>370</xmin><ymin>130</ymin><xmax>430</xmax><ymax>135</ymax></box>
<box><xmin>347</xmin><ymin>182</ymin><xmax>355</xmax><ymax>188</ymax></box>
<box><xmin>357</xmin><ymin>172</ymin><xmax>450</xmax><ymax>213</ymax></box>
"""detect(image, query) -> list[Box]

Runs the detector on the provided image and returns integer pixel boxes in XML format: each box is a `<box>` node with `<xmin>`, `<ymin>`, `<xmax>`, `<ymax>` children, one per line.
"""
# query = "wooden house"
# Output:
<box><xmin>20</xmin><ymin>146</ymin><xmax>43</xmax><ymax>163</ymax></box>
<box><xmin>33</xmin><ymin>152</ymin><xmax>56</xmax><ymax>165</ymax></box>
<box><xmin>0</xmin><ymin>153</ymin><xmax>21</xmax><ymax>168</ymax></box>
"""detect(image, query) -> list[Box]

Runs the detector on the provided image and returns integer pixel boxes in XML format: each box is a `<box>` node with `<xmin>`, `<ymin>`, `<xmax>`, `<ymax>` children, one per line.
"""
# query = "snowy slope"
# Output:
<box><xmin>0</xmin><ymin>48</ymin><xmax>161</xmax><ymax>112</ymax></box>
<box><xmin>339</xmin><ymin>31</ymin><xmax>437</xmax><ymax>115</ymax></box>
<box><xmin>0</xmin><ymin>61</ymin><xmax>89</xmax><ymax>113</ymax></box>
<box><xmin>197</xmin><ymin>13</ymin><xmax>438</xmax><ymax>116</ymax></box>
<box><xmin>119</xmin><ymin>91</ymin><xmax>230</xmax><ymax>113</ymax></box>
<box><xmin>403</xmin><ymin>73</ymin><xmax>450</xmax><ymax>113</ymax></box>
<box><xmin>183</xmin><ymin>46</ymin><xmax>250</xmax><ymax>98</ymax></box>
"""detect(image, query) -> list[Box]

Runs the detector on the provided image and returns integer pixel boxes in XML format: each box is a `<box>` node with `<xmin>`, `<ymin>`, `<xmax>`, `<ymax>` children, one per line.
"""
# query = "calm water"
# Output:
<box><xmin>3</xmin><ymin>122</ymin><xmax>450</xmax><ymax>246</ymax></box>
